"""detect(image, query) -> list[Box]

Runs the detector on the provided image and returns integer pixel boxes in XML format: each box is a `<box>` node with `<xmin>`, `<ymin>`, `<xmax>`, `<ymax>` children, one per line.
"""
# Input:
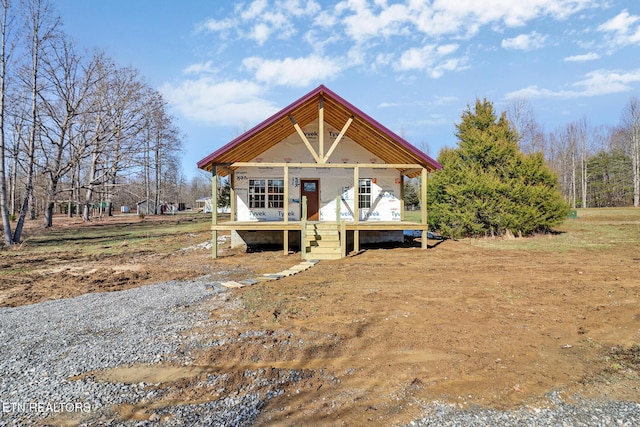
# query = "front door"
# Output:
<box><xmin>301</xmin><ymin>179</ymin><xmax>319</xmax><ymax>220</ymax></box>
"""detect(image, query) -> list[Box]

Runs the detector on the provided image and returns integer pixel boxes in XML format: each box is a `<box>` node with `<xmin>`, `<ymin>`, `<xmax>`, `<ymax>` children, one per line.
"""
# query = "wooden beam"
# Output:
<box><xmin>284</xmin><ymin>165</ymin><xmax>289</xmax><ymax>255</ymax></box>
<box><xmin>353</xmin><ymin>165</ymin><xmax>359</xmax><ymax>253</ymax></box>
<box><xmin>290</xmin><ymin>115</ymin><xmax>322</xmax><ymax>164</ymax></box>
<box><xmin>230</xmin><ymin>172</ymin><xmax>236</xmax><ymax>221</ymax></box>
<box><xmin>301</xmin><ymin>196</ymin><xmax>307</xmax><ymax>260</ymax></box>
<box><xmin>323</xmin><ymin>116</ymin><xmax>353</xmax><ymax>163</ymax></box>
<box><xmin>283</xmin><ymin>165</ymin><xmax>289</xmax><ymax>225</ymax></box>
<box><xmin>421</xmin><ymin>167</ymin><xmax>428</xmax><ymax>250</ymax></box>
<box><xmin>211</xmin><ymin>167</ymin><xmax>218</xmax><ymax>259</ymax></box>
<box><xmin>319</xmin><ymin>96</ymin><xmax>324</xmax><ymax>160</ymax></box>
<box><xmin>340</xmin><ymin>220</ymin><xmax>346</xmax><ymax>257</ymax></box>
<box><xmin>231</xmin><ymin>161</ymin><xmax>423</xmax><ymax>169</ymax></box>
<box><xmin>400</xmin><ymin>174</ymin><xmax>405</xmax><ymax>221</ymax></box>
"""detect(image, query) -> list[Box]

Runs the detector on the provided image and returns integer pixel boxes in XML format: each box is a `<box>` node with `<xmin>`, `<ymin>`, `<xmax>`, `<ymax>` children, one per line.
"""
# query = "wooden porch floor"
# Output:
<box><xmin>210</xmin><ymin>220</ymin><xmax>429</xmax><ymax>232</ymax></box>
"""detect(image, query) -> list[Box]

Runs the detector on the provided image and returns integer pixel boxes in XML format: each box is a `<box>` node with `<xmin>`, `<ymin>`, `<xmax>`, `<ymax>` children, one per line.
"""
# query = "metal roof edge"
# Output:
<box><xmin>196</xmin><ymin>84</ymin><xmax>442</xmax><ymax>171</ymax></box>
<box><xmin>196</xmin><ymin>85</ymin><xmax>327</xmax><ymax>170</ymax></box>
<box><xmin>319</xmin><ymin>86</ymin><xmax>442</xmax><ymax>171</ymax></box>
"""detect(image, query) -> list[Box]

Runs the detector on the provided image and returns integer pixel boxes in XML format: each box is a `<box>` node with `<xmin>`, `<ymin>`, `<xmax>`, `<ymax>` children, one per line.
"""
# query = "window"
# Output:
<box><xmin>249</xmin><ymin>178</ymin><xmax>284</xmax><ymax>208</ymax></box>
<box><xmin>248</xmin><ymin>179</ymin><xmax>265</xmax><ymax>208</ymax></box>
<box><xmin>358</xmin><ymin>178</ymin><xmax>371</xmax><ymax>209</ymax></box>
<box><xmin>268</xmin><ymin>179</ymin><xmax>284</xmax><ymax>208</ymax></box>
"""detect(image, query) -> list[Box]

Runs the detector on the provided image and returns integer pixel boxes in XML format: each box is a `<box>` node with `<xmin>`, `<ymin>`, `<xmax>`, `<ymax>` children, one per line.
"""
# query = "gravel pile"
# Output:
<box><xmin>1</xmin><ymin>278</ymin><xmax>639</xmax><ymax>426</ymax></box>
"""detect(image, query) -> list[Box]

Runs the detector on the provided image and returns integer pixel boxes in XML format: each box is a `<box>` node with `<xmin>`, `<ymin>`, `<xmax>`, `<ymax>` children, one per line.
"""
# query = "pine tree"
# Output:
<box><xmin>428</xmin><ymin>99</ymin><xmax>569</xmax><ymax>238</ymax></box>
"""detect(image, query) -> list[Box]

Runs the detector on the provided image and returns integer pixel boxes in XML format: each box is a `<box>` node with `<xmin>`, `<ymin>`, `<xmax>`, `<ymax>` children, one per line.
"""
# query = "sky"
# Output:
<box><xmin>54</xmin><ymin>0</ymin><xmax>640</xmax><ymax>179</ymax></box>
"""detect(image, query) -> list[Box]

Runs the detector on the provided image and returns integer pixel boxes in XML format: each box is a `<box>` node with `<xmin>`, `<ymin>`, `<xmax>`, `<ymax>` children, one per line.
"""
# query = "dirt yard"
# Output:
<box><xmin>2</xmin><ymin>211</ymin><xmax>640</xmax><ymax>426</ymax></box>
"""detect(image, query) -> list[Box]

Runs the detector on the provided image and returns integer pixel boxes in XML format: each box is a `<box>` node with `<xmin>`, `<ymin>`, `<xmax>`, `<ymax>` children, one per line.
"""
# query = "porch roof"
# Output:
<box><xmin>196</xmin><ymin>85</ymin><xmax>441</xmax><ymax>177</ymax></box>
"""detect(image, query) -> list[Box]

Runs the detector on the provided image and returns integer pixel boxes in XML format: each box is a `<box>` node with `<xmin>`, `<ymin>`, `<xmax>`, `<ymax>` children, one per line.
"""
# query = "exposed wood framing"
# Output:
<box><xmin>230</xmin><ymin>161</ymin><xmax>422</xmax><ymax>170</ymax></box>
<box><xmin>230</xmin><ymin>172</ymin><xmax>236</xmax><ymax>221</ymax></box>
<box><xmin>421</xmin><ymin>167</ymin><xmax>428</xmax><ymax>250</ymax></box>
<box><xmin>211</xmin><ymin>167</ymin><xmax>218</xmax><ymax>259</ymax></box>
<box><xmin>353</xmin><ymin>165</ymin><xmax>360</xmax><ymax>252</ymax></box>
<box><xmin>400</xmin><ymin>174</ymin><xmax>405</xmax><ymax>221</ymax></box>
<box><xmin>323</xmin><ymin>116</ymin><xmax>353</xmax><ymax>163</ymax></box>
<box><xmin>290</xmin><ymin>115</ymin><xmax>322</xmax><ymax>163</ymax></box>
<box><xmin>283</xmin><ymin>165</ymin><xmax>289</xmax><ymax>254</ymax></box>
<box><xmin>319</xmin><ymin>96</ymin><xmax>324</xmax><ymax>159</ymax></box>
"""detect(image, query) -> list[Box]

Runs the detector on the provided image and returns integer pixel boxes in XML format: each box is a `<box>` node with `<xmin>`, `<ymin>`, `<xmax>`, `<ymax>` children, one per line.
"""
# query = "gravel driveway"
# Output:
<box><xmin>0</xmin><ymin>277</ymin><xmax>266</xmax><ymax>426</ymax></box>
<box><xmin>1</xmin><ymin>278</ymin><xmax>639</xmax><ymax>426</ymax></box>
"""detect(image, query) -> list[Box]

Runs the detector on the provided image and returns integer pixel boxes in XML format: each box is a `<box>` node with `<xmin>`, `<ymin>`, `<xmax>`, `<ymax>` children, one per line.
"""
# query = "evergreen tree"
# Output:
<box><xmin>403</xmin><ymin>179</ymin><xmax>420</xmax><ymax>209</ymax></box>
<box><xmin>428</xmin><ymin>99</ymin><xmax>569</xmax><ymax>238</ymax></box>
<box><xmin>587</xmin><ymin>149</ymin><xmax>633</xmax><ymax>207</ymax></box>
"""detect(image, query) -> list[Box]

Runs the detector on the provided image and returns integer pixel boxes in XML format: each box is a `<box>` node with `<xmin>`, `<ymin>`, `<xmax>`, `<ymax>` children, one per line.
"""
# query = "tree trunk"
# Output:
<box><xmin>633</xmin><ymin>124</ymin><xmax>639</xmax><ymax>207</ymax></box>
<box><xmin>13</xmin><ymin>7</ymin><xmax>40</xmax><ymax>242</ymax></box>
<box><xmin>43</xmin><ymin>177</ymin><xmax>58</xmax><ymax>227</ymax></box>
<box><xmin>13</xmin><ymin>0</ymin><xmax>59</xmax><ymax>242</ymax></box>
<box><xmin>0</xmin><ymin>0</ymin><xmax>11</xmax><ymax>246</ymax></box>
<box><xmin>154</xmin><ymin>138</ymin><xmax>160</xmax><ymax>215</ymax></box>
<box><xmin>83</xmin><ymin>151</ymin><xmax>98</xmax><ymax>221</ymax></box>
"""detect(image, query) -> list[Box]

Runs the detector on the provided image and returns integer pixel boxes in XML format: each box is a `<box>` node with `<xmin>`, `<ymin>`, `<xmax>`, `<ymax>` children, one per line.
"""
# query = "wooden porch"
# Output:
<box><xmin>211</xmin><ymin>217</ymin><xmax>430</xmax><ymax>260</ymax></box>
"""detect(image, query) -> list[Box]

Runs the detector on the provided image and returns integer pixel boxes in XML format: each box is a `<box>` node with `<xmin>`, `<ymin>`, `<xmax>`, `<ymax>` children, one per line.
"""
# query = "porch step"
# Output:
<box><xmin>304</xmin><ymin>222</ymin><xmax>342</xmax><ymax>260</ymax></box>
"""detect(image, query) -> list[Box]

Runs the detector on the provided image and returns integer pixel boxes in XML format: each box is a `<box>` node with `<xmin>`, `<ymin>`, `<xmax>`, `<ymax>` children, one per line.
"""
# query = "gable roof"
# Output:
<box><xmin>197</xmin><ymin>84</ymin><xmax>442</xmax><ymax>176</ymax></box>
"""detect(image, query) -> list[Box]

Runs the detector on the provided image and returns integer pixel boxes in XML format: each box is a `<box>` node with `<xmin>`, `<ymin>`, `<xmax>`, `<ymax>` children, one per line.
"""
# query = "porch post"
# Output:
<box><xmin>421</xmin><ymin>167</ymin><xmax>428</xmax><ymax>250</ymax></box>
<box><xmin>301</xmin><ymin>196</ymin><xmax>307</xmax><ymax>260</ymax></box>
<box><xmin>283</xmin><ymin>165</ymin><xmax>289</xmax><ymax>255</ymax></box>
<box><xmin>230</xmin><ymin>172</ymin><xmax>236</xmax><ymax>221</ymax></box>
<box><xmin>353</xmin><ymin>166</ymin><xmax>359</xmax><ymax>252</ymax></box>
<box><xmin>211</xmin><ymin>166</ymin><xmax>218</xmax><ymax>259</ymax></box>
<box><xmin>400</xmin><ymin>174</ymin><xmax>405</xmax><ymax>221</ymax></box>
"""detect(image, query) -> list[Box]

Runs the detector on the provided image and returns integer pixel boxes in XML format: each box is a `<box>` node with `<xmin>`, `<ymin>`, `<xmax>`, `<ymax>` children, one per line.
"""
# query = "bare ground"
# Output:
<box><xmin>2</xmin><ymin>213</ymin><xmax>640</xmax><ymax>426</ymax></box>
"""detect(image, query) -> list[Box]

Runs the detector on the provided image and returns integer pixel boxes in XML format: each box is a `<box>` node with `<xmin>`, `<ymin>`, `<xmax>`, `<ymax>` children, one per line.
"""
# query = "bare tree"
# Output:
<box><xmin>38</xmin><ymin>35</ymin><xmax>98</xmax><ymax>227</ymax></box>
<box><xmin>139</xmin><ymin>90</ymin><xmax>182</xmax><ymax>214</ymax></box>
<box><xmin>620</xmin><ymin>96</ymin><xmax>640</xmax><ymax>207</ymax></box>
<box><xmin>506</xmin><ymin>97</ymin><xmax>546</xmax><ymax>154</ymax></box>
<box><xmin>577</xmin><ymin>117</ymin><xmax>589</xmax><ymax>209</ymax></box>
<box><xmin>0</xmin><ymin>0</ymin><xmax>13</xmax><ymax>245</ymax></box>
<box><xmin>12</xmin><ymin>0</ymin><xmax>59</xmax><ymax>243</ymax></box>
<box><xmin>79</xmin><ymin>54</ymin><xmax>114</xmax><ymax>221</ymax></box>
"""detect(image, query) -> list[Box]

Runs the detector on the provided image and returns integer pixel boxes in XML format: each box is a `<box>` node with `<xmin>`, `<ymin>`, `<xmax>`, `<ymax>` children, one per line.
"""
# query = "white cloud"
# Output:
<box><xmin>564</xmin><ymin>52</ymin><xmax>600</xmax><ymax>62</ymax></box>
<box><xmin>242</xmin><ymin>55</ymin><xmax>342</xmax><ymax>87</ymax></box>
<box><xmin>199</xmin><ymin>17</ymin><xmax>236</xmax><ymax>33</ymax></box>
<box><xmin>202</xmin><ymin>0</ymin><xmax>320</xmax><ymax>46</ymax></box>
<box><xmin>501</xmin><ymin>31</ymin><xmax>547</xmax><ymax>50</ymax></box>
<box><xmin>250</xmin><ymin>23</ymin><xmax>271</xmax><ymax>45</ymax></box>
<box><xmin>241</xmin><ymin>0</ymin><xmax>268</xmax><ymax>21</ymax></box>
<box><xmin>433</xmin><ymin>95</ymin><xmax>458</xmax><ymax>106</ymax></box>
<box><xmin>395</xmin><ymin>44</ymin><xmax>467</xmax><ymax>78</ymax></box>
<box><xmin>160</xmin><ymin>78</ymin><xmax>278</xmax><ymax>125</ymax></box>
<box><xmin>183</xmin><ymin>61</ymin><xmax>216</xmax><ymax>75</ymax></box>
<box><xmin>597</xmin><ymin>10</ymin><xmax>640</xmax><ymax>48</ymax></box>
<box><xmin>597</xmin><ymin>9</ymin><xmax>639</xmax><ymax>33</ymax></box>
<box><xmin>278</xmin><ymin>0</ymin><xmax>321</xmax><ymax>17</ymax></box>
<box><xmin>505</xmin><ymin>68</ymin><xmax>640</xmax><ymax>99</ymax></box>
<box><xmin>340</xmin><ymin>0</ymin><xmax>412</xmax><ymax>42</ymax></box>
<box><xmin>336</xmin><ymin>0</ymin><xmax>596</xmax><ymax>41</ymax></box>
<box><xmin>378</xmin><ymin>101</ymin><xmax>402</xmax><ymax>108</ymax></box>
<box><xmin>573</xmin><ymin>69</ymin><xmax>640</xmax><ymax>95</ymax></box>
<box><xmin>195</xmin><ymin>0</ymin><xmax>600</xmax><ymax>81</ymax></box>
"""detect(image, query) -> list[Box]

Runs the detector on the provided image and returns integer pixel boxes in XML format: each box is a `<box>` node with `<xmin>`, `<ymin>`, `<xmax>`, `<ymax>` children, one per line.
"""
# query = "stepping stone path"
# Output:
<box><xmin>218</xmin><ymin>259</ymin><xmax>320</xmax><ymax>289</ymax></box>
